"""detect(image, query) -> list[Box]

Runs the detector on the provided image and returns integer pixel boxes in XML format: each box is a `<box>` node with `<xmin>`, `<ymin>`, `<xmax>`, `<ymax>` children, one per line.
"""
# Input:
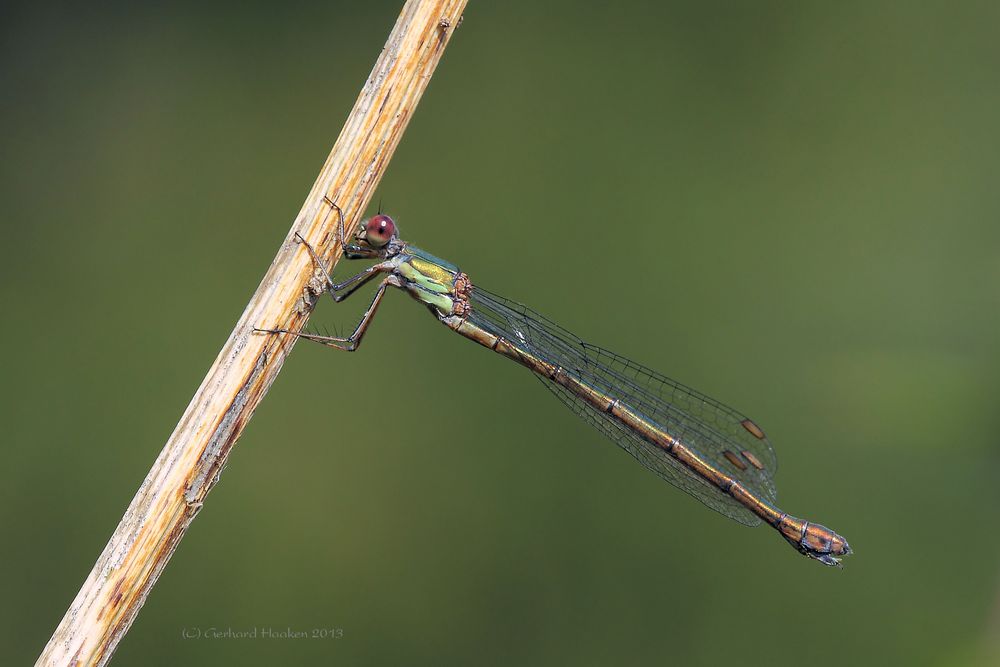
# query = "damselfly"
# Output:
<box><xmin>257</xmin><ymin>202</ymin><xmax>851</xmax><ymax>567</ymax></box>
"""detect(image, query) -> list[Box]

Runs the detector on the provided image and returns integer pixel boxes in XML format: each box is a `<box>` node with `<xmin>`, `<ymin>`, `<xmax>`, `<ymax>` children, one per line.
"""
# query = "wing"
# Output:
<box><xmin>468</xmin><ymin>287</ymin><xmax>778</xmax><ymax>526</ymax></box>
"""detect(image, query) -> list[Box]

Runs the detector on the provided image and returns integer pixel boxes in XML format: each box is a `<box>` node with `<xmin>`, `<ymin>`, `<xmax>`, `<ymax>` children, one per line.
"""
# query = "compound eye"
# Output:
<box><xmin>365</xmin><ymin>214</ymin><xmax>396</xmax><ymax>247</ymax></box>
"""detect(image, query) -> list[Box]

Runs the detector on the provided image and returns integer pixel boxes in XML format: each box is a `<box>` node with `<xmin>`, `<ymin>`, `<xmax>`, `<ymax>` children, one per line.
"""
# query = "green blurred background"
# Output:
<box><xmin>3</xmin><ymin>1</ymin><xmax>999</xmax><ymax>665</ymax></box>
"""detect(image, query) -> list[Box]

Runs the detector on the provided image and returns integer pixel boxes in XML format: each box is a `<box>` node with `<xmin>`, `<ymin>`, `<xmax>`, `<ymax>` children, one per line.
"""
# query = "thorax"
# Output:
<box><xmin>389</xmin><ymin>244</ymin><xmax>472</xmax><ymax>317</ymax></box>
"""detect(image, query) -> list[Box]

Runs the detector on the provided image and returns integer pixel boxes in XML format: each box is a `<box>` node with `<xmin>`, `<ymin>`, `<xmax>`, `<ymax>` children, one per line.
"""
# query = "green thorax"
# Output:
<box><xmin>394</xmin><ymin>244</ymin><xmax>463</xmax><ymax>315</ymax></box>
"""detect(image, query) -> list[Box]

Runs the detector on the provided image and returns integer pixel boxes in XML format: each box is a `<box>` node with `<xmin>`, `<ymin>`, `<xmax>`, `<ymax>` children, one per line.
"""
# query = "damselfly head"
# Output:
<box><xmin>357</xmin><ymin>214</ymin><xmax>398</xmax><ymax>248</ymax></box>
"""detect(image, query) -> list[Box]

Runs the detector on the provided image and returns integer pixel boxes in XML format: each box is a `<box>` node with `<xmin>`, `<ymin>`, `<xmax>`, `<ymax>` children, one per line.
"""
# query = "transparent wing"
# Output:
<box><xmin>468</xmin><ymin>287</ymin><xmax>778</xmax><ymax>526</ymax></box>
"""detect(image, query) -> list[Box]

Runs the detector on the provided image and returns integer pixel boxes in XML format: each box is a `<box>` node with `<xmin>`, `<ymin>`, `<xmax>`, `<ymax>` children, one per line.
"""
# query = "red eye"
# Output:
<box><xmin>364</xmin><ymin>214</ymin><xmax>396</xmax><ymax>247</ymax></box>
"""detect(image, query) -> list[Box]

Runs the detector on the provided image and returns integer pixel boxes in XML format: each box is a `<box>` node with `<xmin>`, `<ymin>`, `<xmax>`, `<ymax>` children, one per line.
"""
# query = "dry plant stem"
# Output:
<box><xmin>37</xmin><ymin>2</ymin><xmax>468</xmax><ymax>665</ymax></box>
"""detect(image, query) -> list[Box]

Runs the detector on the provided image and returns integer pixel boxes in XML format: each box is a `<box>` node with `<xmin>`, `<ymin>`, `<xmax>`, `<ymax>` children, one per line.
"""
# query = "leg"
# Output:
<box><xmin>326</xmin><ymin>265</ymin><xmax>384</xmax><ymax>303</ymax></box>
<box><xmin>323</xmin><ymin>195</ymin><xmax>377</xmax><ymax>259</ymax></box>
<box><xmin>294</xmin><ymin>229</ymin><xmax>387</xmax><ymax>303</ymax></box>
<box><xmin>255</xmin><ymin>278</ymin><xmax>391</xmax><ymax>352</ymax></box>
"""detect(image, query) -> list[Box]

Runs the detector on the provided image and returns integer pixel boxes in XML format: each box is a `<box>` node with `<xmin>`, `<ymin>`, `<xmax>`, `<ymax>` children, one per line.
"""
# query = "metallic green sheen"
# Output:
<box><xmin>394</xmin><ymin>246</ymin><xmax>461</xmax><ymax>314</ymax></box>
<box><xmin>397</xmin><ymin>258</ymin><xmax>452</xmax><ymax>295</ymax></box>
<box><xmin>407</xmin><ymin>245</ymin><xmax>460</xmax><ymax>273</ymax></box>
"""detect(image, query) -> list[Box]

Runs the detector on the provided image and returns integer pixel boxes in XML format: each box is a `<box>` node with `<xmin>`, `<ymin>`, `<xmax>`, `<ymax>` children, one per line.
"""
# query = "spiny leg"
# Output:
<box><xmin>327</xmin><ymin>265</ymin><xmax>388</xmax><ymax>303</ymax></box>
<box><xmin>258</xmin><ymin>197</ymin><xmax>389</xmax><ymax>343</ymax></box>
<box><xmin>255</xmin><ymin>278</ymin><xmax>391</xmax><ymax>352</ymax></box>
<box><xmin>296</xmin><ymin>231</ymin><xmax>386</xmax><ymax>304</ymax></box>
<box><xmin>293</xmin><ymin>228</ymin><xmax>388</xmax><ymax>304</ymax></box>
<box><xmin>294</xmin><ymin>231</ymin><xmax>336</xmax><ymax>293</ymax></box>
<box><xmin>323</xmin><ymin>195</ymin><xmax>377</xmax><ymax>259</ymax></box>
